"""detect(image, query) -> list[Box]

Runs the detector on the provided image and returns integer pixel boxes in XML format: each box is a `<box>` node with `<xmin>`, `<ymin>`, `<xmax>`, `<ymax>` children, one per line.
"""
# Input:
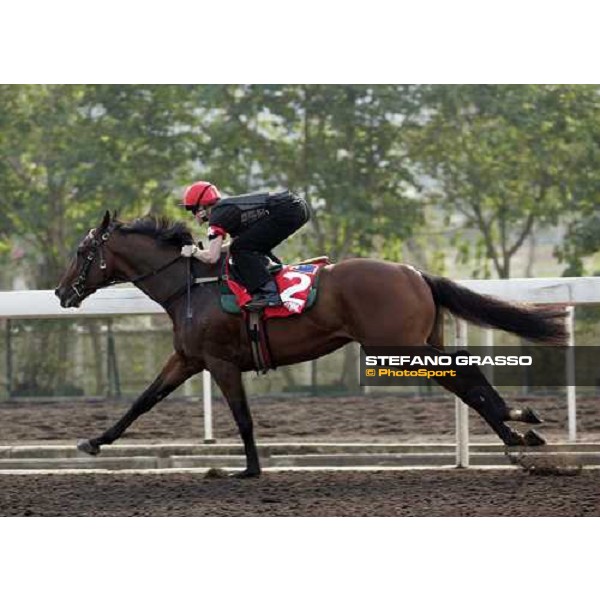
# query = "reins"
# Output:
<box><xmin>129</xmin><ymin>255</ymin><xmax>182</xmax><ymax>285</ymax></box>
<box><xmin>186</xmin><ymin>257</ymin><xmax>193</xmax><ymax>319</ymax></box>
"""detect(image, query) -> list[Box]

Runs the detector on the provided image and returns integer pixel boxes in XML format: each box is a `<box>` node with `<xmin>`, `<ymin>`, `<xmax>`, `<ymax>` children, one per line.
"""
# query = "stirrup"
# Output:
<box><xmin>245</xmin><ymin>294</ymin><xmax>282</xmax><ymax>311</ymax></box>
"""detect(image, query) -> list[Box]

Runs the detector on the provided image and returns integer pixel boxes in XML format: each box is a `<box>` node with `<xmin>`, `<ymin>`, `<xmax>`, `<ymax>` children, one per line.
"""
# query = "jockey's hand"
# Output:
<box><xmin>181</xmin><ymin>244</ymin><xmax>199</xmax><ymax>258</ymax></box>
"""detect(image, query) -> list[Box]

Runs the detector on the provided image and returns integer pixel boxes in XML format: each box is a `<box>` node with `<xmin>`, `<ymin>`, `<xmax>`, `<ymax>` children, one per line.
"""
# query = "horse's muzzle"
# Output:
<box><xmin>55</xmin><ymin>286</ymin><xmax>82</xmax><ymax>309</ymax></box>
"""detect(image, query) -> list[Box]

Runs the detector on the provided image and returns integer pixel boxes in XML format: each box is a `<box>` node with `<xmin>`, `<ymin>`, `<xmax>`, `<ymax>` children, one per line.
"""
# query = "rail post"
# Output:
<box><xmin>203</xmin><ymin>369</ymin><xmax>215</xmax><ymax>443</ymax></box>
<box><xmin>566</xmin><ymin>306</ymin><xmax>576</xmax><ymax>442</ymax></box>
<box><xmin>5</xmin><ymin>319</ymin><xmax>12</xmax><ymax>399</ymax></box>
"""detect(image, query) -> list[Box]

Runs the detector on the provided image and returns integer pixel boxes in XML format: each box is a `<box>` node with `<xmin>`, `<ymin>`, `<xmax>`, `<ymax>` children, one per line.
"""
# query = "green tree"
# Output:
<box><xmin>0</xmin><ymin>84</ymin><xmax>199</xmax><ymax>395</ymax></box>
<box><xmin>409</xmin><ymin>85</ymin><xmax>600</xmax><ymax>278</ymax></box>
<box><xmin>185</xmin><ymin>85</ymin><xmax>424</xmax><ymax>260</ymax></box>
<box><xmin>552</xmin><ymin>89</ymin><xmax>600</xmax><ymax>275</ymax></box>
<box><xmin>0</xmin><ymin>84</ymin><xmax>198</xmax><ymax>288</ymax></box>
<box><xmin>257</xmin><ymin>85</ymin><xmax>422</xmax><ymax>261</ymax></box>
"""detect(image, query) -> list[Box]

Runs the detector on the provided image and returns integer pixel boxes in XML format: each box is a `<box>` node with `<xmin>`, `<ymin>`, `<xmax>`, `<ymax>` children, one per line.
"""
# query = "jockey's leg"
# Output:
<box><xmin>231</xmin><ymin>201</ymin><xmax>310</xmax><ymax>309</ymax></box>
<box><xmin>231</xmin><ymin>199</ymin><xmax>309</xmax><ymax>292</ymax></box>
<box><xmin>230</xmin><ymin>217</ymin><xmax>283</xmax><ymax>292</ymax></box>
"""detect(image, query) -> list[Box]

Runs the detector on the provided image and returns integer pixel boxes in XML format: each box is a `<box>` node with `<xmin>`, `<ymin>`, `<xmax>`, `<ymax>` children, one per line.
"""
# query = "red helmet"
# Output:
<box><xmin>182</xmin><ymin>181</ymin><xmax>221</xmax><ymax>209</ymax></box>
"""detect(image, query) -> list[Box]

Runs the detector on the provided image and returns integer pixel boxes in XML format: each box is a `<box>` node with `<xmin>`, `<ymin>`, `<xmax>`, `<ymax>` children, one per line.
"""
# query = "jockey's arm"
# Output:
<box><xmin>194</xmin><ymin>235</ymin><xmax>223</xmax><ymax>264</ymax></box>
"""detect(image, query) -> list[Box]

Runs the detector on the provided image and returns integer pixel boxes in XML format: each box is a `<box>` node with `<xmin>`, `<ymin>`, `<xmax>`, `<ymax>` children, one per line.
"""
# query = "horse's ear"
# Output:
<box><xmin>101</xmin><ymin>210</ymin><xmax>111</xmax><ymax>230</ymax></box>
<box><xmin>112</xmin><ymin>209</ymin><xmax>119</xmax><ymax>222</ymax></box>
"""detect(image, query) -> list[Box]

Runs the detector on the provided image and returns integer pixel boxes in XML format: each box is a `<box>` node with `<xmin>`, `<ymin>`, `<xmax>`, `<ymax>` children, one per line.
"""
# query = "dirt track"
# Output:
<box><xmin>1</xmin><ymin>393</ymin><xmax>599</xmax><ymax>443</ymax></box>
<box><xmin>1</xmin><ymin>469</ymin><xmax>598</xmax><ymax>516</ymax></box>
<box><xmin>1</xmin><ymin>394</ymin><xmax>599</xmax><ymax>516</ymax></box>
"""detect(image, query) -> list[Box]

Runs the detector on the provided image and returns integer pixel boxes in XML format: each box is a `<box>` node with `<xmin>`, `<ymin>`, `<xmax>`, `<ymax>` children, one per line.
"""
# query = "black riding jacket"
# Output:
<box><xmin>207</xmin><ymin>190</ymin><xmax>297</xmax><ymax>240</ymax></box>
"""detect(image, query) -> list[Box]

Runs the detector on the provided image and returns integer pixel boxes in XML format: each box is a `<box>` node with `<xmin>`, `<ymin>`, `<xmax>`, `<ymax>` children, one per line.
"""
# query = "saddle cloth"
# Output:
<box><xmin>221</xmin><ymin>257</ymin><xmax>330</xmax><ymax>317</ymax></box>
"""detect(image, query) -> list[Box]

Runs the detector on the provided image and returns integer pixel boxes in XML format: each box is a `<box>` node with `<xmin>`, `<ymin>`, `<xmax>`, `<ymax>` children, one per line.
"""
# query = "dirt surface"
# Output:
<box><xmin>2</xmin><ymin>394</ymin><xmax>599</xmax><ymax>516</ymax></box>
<box><xmin>1</xmin><ymin>469</ymin><xmax>598</xmax><ymax>516</ymax></box>
<box><xmin>1</xmin><ymin>393</ymin><xmax>600</xmax><ymax>444</ymax></box>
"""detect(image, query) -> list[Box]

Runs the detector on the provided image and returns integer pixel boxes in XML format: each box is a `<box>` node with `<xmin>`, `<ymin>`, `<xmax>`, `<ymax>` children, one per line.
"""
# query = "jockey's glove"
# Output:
<box><xmin>181</xmin><ymin>244</ymin><xmax>200</xmax><ymax>258</ymax></box>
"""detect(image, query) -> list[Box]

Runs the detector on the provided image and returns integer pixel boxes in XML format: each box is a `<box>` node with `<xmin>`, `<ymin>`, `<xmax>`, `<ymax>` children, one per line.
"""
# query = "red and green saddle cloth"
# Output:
<box><xmin>220</xmin><ymin>257</ymin><xmax>330</xmax><ymax>317</ymax></box>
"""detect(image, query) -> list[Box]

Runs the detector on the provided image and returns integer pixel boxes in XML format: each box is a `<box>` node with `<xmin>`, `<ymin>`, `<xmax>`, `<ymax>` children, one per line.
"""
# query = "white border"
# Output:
<box><xmin>1</xmin><ymin>1</ymin><xmax>598</xmax><ymax>83</ymax></box>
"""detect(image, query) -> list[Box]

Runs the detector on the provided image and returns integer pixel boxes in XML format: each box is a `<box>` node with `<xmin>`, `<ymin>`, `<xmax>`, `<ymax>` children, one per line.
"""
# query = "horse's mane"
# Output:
<box><xmin>118</xmin><ymin>215</ymin><xmax>194</xmax><ymax>247</ymax></box>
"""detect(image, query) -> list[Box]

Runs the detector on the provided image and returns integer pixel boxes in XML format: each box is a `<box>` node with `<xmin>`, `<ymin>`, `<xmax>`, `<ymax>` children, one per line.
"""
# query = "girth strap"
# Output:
<box><xmin>245</xmin><ymin>312</ymin><xmax>275</xmax><ymax>375</ymax></box>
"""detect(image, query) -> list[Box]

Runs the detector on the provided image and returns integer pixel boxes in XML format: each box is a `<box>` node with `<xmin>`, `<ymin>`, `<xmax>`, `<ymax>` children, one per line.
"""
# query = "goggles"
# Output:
<box><xmin>186</xmin><ymin>205</ymin><xmax>203</xmax><ymax>216</ymax></box>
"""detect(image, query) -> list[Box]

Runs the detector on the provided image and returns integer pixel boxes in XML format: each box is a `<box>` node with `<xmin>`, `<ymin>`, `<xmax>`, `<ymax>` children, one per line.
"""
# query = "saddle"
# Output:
<box><xmin>219</xmin><ymin>255</ymin><xmax>330</xmax><ymax>317</ymax></box>
<box><xmin>189</xmin><ymin>253</ymin><xmax>329</xmax><ymax>374</ymax></box>
<box><xmin>218</xmin><ymin>255</ymin><xmax>330</xmax><ymax>375</ymax></box>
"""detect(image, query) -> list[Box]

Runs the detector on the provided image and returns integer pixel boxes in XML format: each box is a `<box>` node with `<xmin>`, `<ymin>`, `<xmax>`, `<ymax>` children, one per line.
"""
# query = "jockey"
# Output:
<box><xmin>181</xmin><ymin>181</ymin><xmax>310</xmax><ymax>310</ymax></box>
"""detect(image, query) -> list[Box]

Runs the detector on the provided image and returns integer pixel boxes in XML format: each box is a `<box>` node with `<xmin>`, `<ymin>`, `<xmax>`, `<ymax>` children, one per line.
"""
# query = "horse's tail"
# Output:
<box><xmin>420</xmin><ymin>273</ymin><xmax>568</xmax><ymax>345</ymax></box>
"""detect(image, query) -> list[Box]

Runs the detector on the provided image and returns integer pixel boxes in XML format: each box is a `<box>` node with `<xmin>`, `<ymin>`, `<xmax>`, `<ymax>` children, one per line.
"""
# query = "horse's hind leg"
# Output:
<box><xmin>507</xmin><ymin>406</ymin><xmax>544</xmax><ymax>425</ymax></box>
<box><xmin>430</xmin><ymin>349</ymin><xmax>545</xmax><ymax>446</ymax></box>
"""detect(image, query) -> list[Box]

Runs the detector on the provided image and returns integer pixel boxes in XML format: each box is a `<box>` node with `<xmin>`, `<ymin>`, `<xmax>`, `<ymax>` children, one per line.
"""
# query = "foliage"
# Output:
<box><xmin>4</xmin><ymin>84</ymin><xmax>599</xmax><ymax>284</ymax></box>
<box><xmin>183</xmin><ymin>85</ymin><xmax>425</xmax><ymax>261</ymax></box>
<box><xmin>0</xmin><ymin>85</ymin><xmax>197</xmax><ymax>287</ymax></box>
<box><xmin>407</xmin><ymin>85</ymin><xmax>600</xmax><ymax>278</ymax></box>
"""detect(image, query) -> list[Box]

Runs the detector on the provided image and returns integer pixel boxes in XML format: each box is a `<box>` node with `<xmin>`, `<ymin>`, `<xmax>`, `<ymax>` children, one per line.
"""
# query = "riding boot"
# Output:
<box><xmin>246</xmin><ymin>279</ymin><xmax>282</xmax><ymax>311</ymax></box>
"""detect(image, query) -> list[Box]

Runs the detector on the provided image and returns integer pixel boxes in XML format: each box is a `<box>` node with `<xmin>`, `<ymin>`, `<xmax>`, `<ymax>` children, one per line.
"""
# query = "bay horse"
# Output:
<box><xmin>55</xmin><ymin>211</ymin><xmax>567</xmax><ymax>477</ymax></box>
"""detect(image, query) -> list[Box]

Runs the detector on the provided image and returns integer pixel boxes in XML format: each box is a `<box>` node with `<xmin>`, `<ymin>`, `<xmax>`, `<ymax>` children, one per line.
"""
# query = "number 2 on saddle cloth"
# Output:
<box><xmin>223</xmin><ymin>254</ymin><xmax>330</xmax><ymax>317</ymax></box>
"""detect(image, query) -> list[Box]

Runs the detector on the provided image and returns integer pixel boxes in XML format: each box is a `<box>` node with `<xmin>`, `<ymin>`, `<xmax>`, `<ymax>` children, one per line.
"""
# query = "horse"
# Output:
<box><xmin>55</xmin><ymin>211</ymin><xmax>567</xmax><ymax>477</ymax></box>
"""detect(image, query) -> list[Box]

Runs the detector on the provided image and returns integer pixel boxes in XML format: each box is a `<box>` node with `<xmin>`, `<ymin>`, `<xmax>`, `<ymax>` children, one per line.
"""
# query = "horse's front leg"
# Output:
<box><xmin>78</xmin><ymin>352</ymin><xmax>197</xmax><ymax>456</ymax></box>
<box><xmin>206</xmin><ymin>356</ymin><xmax>261</xmax><ymax>478</ymax></box>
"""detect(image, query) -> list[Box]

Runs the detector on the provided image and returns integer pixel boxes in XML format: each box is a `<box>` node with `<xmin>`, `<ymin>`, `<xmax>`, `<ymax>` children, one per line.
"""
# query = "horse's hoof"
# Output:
<box><xmin>77</xmin><ymin>439</ymin><xmax>100</xmax><ymax>456</ymax></box>
<box><xmin>230</xmin><ymin>469</ymin><xmax>261</xmax><ymax>479</ymax></box>
<box><xmin>503</xmin><ymin>430</ymin><xmax>526</xmax><ymax>447</ymax></box>
<box><xmin>522</xmin><ymin>407</ymin><xmax>544</xmax><ymax>425</ymax></box>
<box><xmin>524</xmin><ymin>429</ymin><xmax>546</xmax><ymax>446</ymax></box>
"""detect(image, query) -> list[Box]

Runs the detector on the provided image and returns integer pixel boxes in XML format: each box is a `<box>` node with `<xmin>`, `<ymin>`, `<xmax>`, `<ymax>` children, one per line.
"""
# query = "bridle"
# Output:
<box><xmin>71</xmin><ymin>223</ymin><xmax>119</xmax><ymax>298</ymax></box>
<box><xmin>71</xmin><ymin>223</ymin><xmax>183</xmax><ymax>300</ymax></box>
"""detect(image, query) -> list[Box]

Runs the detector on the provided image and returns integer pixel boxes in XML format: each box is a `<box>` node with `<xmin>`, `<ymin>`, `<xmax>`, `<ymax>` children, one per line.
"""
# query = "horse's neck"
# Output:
<box><xmin>116</xmin><ymin>242</ymin><xmax>180</xmax><ymax>301</ymax></box>
<box><xmin>119</xmin><ymin>242</ymin><xmax>221</xmax><ymax>307</ymax></box>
